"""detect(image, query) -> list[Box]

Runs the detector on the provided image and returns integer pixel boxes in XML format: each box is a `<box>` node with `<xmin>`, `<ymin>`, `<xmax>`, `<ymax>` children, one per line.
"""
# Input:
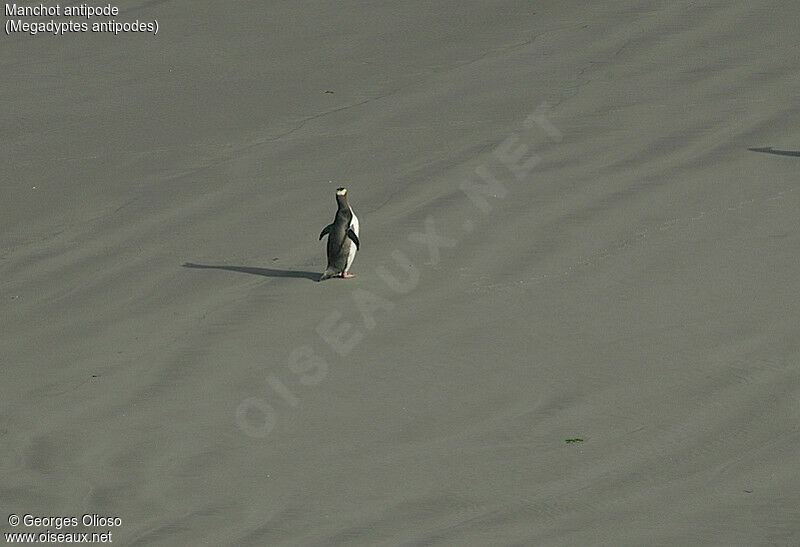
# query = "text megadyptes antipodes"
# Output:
<box><xmin>319</xmin><ymin>187</ymin><xmax>360</xmax><ymax>281</ymax></box>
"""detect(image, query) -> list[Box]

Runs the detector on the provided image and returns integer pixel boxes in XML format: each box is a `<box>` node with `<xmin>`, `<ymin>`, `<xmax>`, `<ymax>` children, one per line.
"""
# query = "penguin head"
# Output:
<box><xmin>335</xmin><ymin>187</ymin><xmax>350</xmax><ymax>210</ymax></box>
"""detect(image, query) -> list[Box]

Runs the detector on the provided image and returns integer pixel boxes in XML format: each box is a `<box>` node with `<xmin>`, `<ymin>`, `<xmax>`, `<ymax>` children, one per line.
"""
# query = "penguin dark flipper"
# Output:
<box><xmin>347</xmin><ymin>228</ymin><xmax>360</xmax><ymax>250</ymax></box>
<box><xmin>319</xmin><ymin>224</ymin><xmax>333</xmax><ymax>240</ymax></box>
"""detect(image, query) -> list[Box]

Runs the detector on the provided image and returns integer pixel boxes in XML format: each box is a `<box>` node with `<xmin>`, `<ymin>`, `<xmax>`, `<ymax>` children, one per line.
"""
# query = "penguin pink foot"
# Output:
<box><xmin>342</xmin><ymin>273</ymin><xmax>356</xmax><ymax>278</ymax></box>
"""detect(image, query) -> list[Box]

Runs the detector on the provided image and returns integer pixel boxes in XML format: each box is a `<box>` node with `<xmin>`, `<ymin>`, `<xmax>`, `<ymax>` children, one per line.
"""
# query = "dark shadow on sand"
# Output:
<box><xmin>183</xmin><ymin>262</ymin><xmax>320</xmax><ymax>281</ymax></box>
<box><xmin>748</xmin><ymin>147</ymin><xmax>800</xmax><ymax>158</ymax></box>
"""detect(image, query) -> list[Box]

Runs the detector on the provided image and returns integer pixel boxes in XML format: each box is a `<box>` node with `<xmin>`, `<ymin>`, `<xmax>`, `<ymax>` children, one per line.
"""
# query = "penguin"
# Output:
<box><xmin>319</xmin><ymin>187</ymin><xmax>360</xmax><ymax>281</ymax></box>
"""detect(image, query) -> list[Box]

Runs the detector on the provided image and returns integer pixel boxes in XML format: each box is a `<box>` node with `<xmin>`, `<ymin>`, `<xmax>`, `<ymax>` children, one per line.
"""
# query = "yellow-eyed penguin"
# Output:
<box><xmin>319</xmin><ymin>187</ymin><xmax>360</xmax><ymax>281</ymax></box>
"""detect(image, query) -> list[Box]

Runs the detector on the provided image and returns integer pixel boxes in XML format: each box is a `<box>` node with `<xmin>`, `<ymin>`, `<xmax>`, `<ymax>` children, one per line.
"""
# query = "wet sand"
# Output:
<box><xmin>2</xmin><ymin>1</ymin><xmax>799</xmax><ymax>544</ymax></box>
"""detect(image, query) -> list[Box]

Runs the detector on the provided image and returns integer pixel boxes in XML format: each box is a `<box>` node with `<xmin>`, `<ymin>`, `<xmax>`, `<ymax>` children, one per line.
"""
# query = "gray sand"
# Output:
<box><xmin>2</xmin><ymin>1</ymin><xmax>799</xmax><ymax>544</ymax></box>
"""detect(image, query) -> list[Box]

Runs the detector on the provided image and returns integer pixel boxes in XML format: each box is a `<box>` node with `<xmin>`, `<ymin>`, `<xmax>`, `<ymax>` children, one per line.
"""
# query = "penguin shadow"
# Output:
<box><xmin>182</xmin><ymin>262</ymin><xmax>320</xmax><ymax>281</ymax></box>
<box><xmin>748</xmin><ymin>147</ymin><xmax>800</xmax><ymax>158</ymax></box>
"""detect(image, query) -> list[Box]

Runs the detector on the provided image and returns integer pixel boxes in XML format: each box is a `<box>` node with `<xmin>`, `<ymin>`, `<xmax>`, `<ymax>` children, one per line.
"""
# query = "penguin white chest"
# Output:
<box><xmin>345</xmin><ymin>210</ymin><xmax>359</xmax><ymax>273</ymax></box>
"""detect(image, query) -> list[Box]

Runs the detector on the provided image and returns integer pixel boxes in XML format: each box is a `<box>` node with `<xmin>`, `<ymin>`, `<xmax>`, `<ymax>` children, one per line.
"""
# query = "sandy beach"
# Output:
<box><xmin>2</xmin><ymin>1</ymin><xmax>799</xmax><ymax>544</ymax></box>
